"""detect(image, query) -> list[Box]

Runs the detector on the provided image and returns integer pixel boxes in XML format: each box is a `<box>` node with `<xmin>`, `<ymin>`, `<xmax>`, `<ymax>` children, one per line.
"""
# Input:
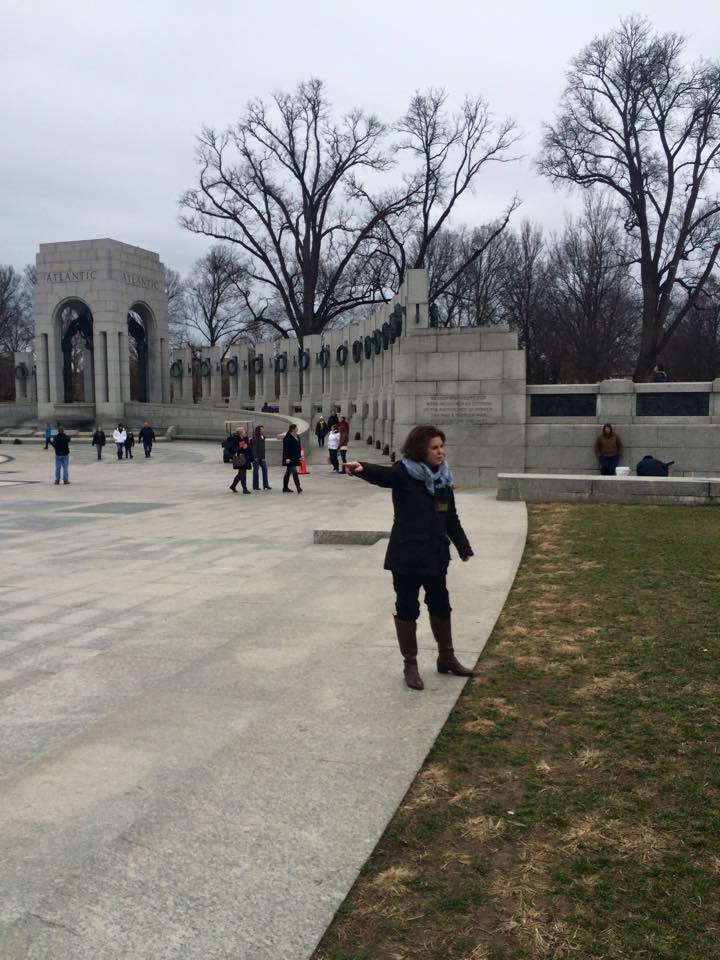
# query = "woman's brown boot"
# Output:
<box><xmin>430</xmin><ymin>615</ymin><xmax>474</xmax><ymax>676</ymax></box>
<box><xmin>394</xmin><ymin>617</ymin><xmax>424</xmax><ymax>690</ymax></box>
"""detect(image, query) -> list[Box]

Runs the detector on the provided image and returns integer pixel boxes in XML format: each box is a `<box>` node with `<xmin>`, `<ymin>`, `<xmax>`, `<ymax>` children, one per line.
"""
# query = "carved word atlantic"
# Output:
<box><xmin>44</xmin><ymin>270</ymin><xmax>97</xmax><ymax>283</ymax></box>
<box><xmin>122</xmin><ymin>272</ymin><xmax>160</xmax><ymax>291</ymax></box>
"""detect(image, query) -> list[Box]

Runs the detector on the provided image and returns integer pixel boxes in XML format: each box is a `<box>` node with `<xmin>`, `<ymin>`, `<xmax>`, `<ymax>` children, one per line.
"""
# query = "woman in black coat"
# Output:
<box><xmin>229</xmin><ymin>427</ymin><xmax>252</xmax><ymax>494</ymax></box>
<box><xmin>282</xmin><ymin>424</ymin><xmax>303</xmax><ymax>493</ymax></box>
<box><xmin>345</xmin><ymin>424</ymin><xmax>473</xmax><ymax>690</ymax></box>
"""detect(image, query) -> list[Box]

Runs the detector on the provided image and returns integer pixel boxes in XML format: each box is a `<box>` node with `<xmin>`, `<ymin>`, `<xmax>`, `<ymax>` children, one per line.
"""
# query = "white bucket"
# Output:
<box><xmin>615</xmin><ymin>466</ymin><xmax>631</xmax><ymax>477</ymax></box>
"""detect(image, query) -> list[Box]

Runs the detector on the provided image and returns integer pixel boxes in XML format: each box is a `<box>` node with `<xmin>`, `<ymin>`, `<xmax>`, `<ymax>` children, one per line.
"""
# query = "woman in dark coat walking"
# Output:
<box><xmin>282</xmin><ymin>424</ymin><xmax>303</xmax><ymax>493</ymax></box>
<box><xmin>228</xmin><ymin>427</ymin><xmax>252</xmax><ymax>494</ymax></box>
<box><xmin>345</xmin><ymin>424</ymin><xmax>473</xmax><ymax>690</ymax></box>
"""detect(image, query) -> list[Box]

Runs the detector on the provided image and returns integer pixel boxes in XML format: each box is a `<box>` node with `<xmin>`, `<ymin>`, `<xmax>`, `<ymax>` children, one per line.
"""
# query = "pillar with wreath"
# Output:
<box><xmin>13</xmin><ymin>351</ymin><xmax>36</xmax><ymax>404</ymax></box>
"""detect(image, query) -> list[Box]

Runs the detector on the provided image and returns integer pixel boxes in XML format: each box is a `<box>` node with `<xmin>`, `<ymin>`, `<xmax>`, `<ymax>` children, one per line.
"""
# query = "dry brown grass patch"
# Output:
<box><xmin>370</xmin><ymin>866</ymin><xmax>416</xmax><ymax>896</ymax></box>
<box><xmin>562</xmin><ymin>816</ymin><xmax>669</xmax><ymax>863</ymax></box>
<box><xmin>463</xmin><ymin>718</ymin><xmax>497</xmax><ymax>734</ymax></box>
<box><xmin>461</xmin><ymin>815</ymin><xmax>506</xmax><ymax>843</ymax></box>
<box><xmin>405</xmin><ymin>763</ymin><xmax>452</xmax><ymax>809</ymax></box>
<box><xmin>575</xmin><ymin>670</ymin><xmax>638</xmax><ymax>699</ymax></box>
<box><xmin>573</xmin><ymin>747</ymin><xmax>605</xmax><ymax>768</ymax></box>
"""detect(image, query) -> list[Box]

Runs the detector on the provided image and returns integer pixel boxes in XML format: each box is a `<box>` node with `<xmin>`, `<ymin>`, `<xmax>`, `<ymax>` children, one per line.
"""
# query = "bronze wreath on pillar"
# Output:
<box><xmin>252</xmin><ymin>355</ymin><xmax>264</xmax><ymax>375</ymax></box>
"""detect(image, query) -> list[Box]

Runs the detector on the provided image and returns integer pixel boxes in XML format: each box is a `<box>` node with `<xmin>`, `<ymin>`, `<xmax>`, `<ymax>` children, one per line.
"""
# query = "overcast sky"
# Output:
<box><xmin>3</xmin><ymin>0</ymin><xmax>719</xmax><ymax>276</ymax></box>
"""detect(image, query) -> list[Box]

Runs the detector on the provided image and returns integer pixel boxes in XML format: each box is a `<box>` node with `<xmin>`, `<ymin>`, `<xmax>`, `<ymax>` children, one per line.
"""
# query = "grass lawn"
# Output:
<box><xmin>313</xmin><ymin>503</ymin><xmax>720</xmax><ymax>960</ymax></box>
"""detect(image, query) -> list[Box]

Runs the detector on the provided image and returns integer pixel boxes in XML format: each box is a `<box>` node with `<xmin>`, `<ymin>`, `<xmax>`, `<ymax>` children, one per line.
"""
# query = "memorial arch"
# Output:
<box><xmin>34</xmin><ymin>239</ymin><xmax>170</xmax><ymax>424</ymax></box>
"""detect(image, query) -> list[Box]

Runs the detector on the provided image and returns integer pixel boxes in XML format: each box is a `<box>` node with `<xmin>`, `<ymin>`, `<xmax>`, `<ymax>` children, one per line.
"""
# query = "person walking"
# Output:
<box><xmin>113</xmin><ymin>424</ymin><xmax>127</xmax><ymax>460</ymax></box>
<box><xmin>327</xmin><ymin>410</ymin><xmax>339</xmax><ymax>430</ymax></box>
<box><xmin>315</xmin><ymin>416</ymin><xmax>328</xmax><ymax>448</ymax></box>
<box><xmin>282</xmin><ymin>424</ymin><xmax>303</xmax><ymax>493</ymax></box>
<box><xmin>327</xmin><ymin>423</ymin><xmax>341</xmax><ymax>472</ymax></box>
<box><xmin>124</xmin><ymin>430</ymin><xmax>135</xmax><ymax>459</ymax></box>
<box><xmin>228</xmin><ymin>427</ymin><xmax>252</xmax><ymax>494</ymax></box>
<box><xmin>338</xmin><ymin>423</ymin><xmax>349</xmax><ymax>471</ymax></box>
<box><xmin>594</xmin><ymin>423</ymin><xmax>623</xmax><ymax>476</ymax></box>
<box><xmin>652</xmin><ymin>363</ymin><xmax>668</xmax><ymax>383</ymax></box>
<box><xmin>138</xmin><ymin>421</ymin><xmax>156</xmax><ymax>458</ymax></box>
<box><xmin>338</xmin><ymin>415</ymin><xmax>349</xmax><ymax>435</ymax></box>
<box><xmin>251</xmin><ymin>425</ymin><xmax>271</xmax><ymax>490</ymax></box>
<box><xmin>43</xmin><ymin>423</ymin><xmax>53</xmax><ymax>450</ymax></box>
<box><xmin>91</xmin><ymin>425</ymin><xmax>106</xmax><ymax>460</ymax></box>
<box><xmin>345</xmin><ymin>424</ymin><xmax>474</xmax><ymax>691</ymax></box>
<box><xmin>50</xmin><ymin>426</ymin><xmax>71</xmax><ymax>485</ymax></box>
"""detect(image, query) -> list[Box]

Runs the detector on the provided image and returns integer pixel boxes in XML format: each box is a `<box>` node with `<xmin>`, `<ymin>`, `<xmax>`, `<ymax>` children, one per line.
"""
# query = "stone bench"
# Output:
<box><xmin>497</xmin><ymin>472</ymin><xmax>720</xmax><ymax>506</ymax></box>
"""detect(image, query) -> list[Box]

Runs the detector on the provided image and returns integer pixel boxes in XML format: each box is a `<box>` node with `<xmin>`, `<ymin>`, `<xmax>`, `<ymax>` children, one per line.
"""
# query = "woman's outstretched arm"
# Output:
<box><xmin>345</xmin><ymin>461</ymin><xmax>399</xmax><ymax>489</ymax></box>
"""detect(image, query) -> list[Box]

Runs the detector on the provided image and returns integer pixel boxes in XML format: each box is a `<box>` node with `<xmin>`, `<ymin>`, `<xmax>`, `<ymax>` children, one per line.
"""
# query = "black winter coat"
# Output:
<box><xmin>91</xmin><ymin>430</ymin><xmax>106</xmax><ymax>447</ymax></box>
<box><xmin>51</xmin><ymin>434</ymin><xmax>71</xmax><ymax>456</ymax></box>
<box><xmin>282</xmin><ymin>431</ymin><xmax>301</xmax><ymax>466</ymax></box>
<box><xmin>138</xmin><ymin>427</ymin><xmax>155</xmax><ymax>443</ymax></box>
<box><xmin>359</xmin><ymin>461</ymin><xmax>473</xmax><ymax>576</ymax></box>
<box><xmin>250</xmin><ymin>435</ymin><xmax>266</xmax><ymax>460</ymax></box>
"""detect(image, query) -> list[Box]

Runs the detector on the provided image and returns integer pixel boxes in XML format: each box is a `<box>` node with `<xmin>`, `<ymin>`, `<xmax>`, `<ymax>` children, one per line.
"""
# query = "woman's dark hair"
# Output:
<box><xmin>401</xmin><ymin>424</ymin><xmax>446</xmax><ymax>462</ymax></box>
<box><xmin>289</xmin><ymin>423</ymin><xmax>298</xmax><ymax>432</ymax></box>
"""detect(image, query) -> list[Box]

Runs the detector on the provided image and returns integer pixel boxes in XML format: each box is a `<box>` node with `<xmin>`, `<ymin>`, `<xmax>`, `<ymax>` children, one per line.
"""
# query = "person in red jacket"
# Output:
<box><xmin>345</xmin><ymin>424</ymin><xmax>474</xmax><ymax>691</ymax></box>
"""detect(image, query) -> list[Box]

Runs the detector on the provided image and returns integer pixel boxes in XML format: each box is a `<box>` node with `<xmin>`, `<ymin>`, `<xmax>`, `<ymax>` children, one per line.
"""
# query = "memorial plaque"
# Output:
<box><xmin>417</xmin><ymin>395</ymin><xmax>501</xmax><ymax>423</ymax></box>
<box><xmin>635</xmin><ymin>392</ymin><xmax>709</xmax><ymax>417</ymax></box>
<box><xmin>530</xmin><ymin>393</ymin><xmax>597</xmax><ymax>417</ymax></box>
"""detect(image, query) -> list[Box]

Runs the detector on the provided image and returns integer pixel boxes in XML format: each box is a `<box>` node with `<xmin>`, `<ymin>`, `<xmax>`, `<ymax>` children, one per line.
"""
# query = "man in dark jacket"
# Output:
<box><xmin>636</xmin><ymin>455</ymin><xmax>672</xmax><ymax>477</ymax></box>
<box><xmin>138</xmin><ymin>422</ymin><xmax>156</xmax><ymax>458</ymax></box>
<box><xmin>251</xmin><ymin>425</ymin><xmax>271</xmax><ymax>490</ymax></box>
<box><xmin>345</xmin><ymin>424</ymin><xmax>474</xmax><ymax>690</ymax></box>
<box><xmin>282</xmin><ymin>424</ymin><xmax>302</xmax><ymax>493</ymax></box>
<box><xmin>91</xmin><ymin>425</ymin><xmax>106</xmax><ymax>460</ymax></box>
<box><xmin>50</xmin><ymin>426</ymin><xmax>71</xmax><ymax>484</ymax></box>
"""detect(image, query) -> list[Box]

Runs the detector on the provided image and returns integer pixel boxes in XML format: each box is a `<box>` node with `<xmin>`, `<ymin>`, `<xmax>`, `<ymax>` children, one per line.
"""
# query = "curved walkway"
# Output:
<box><xmin>0</xmin><ymin>441</ymin><xmax>526</xmax><ymax>960</ymax></box>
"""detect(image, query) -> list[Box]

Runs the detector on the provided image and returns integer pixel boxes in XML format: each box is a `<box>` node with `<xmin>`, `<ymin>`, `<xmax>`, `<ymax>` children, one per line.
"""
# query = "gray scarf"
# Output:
<box><xmin>401</xmin><ymin>457</ymin><xmax>454</xmax><ymax>495</ymax></box>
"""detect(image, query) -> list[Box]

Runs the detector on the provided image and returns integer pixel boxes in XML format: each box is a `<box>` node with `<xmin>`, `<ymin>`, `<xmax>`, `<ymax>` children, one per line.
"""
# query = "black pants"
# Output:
<box><xmin>231</xmin><ymin>467</ymin><xmax>249</xmax><ymax>491</ymax></box>
<box><xmin>143</xmin><ymin>440</ymin><xmax>152</xmax><ymax>457</ymax></box>
<box><xmin>283</xmin><ymin>464</ymin><xmax>301</xmax><ymax>490</ymax></box>
<box><xmin>392</xmin><ymin>572</ymin><xmax>452</xmax><ymax>621</ymax></box>
<box><xmin>599</xmin><ymin>455</ymin><xmax>619</xmax><ymax>476</ymax></box>
<box><xmin>317</xmin><ymin>436</ymin><xmax>325</xmax><ymax>447</ymax></box>
<box><xmin>329</xmin><ymin>448</ymin><xmax>339</xmax><ymax>471</ymax></box>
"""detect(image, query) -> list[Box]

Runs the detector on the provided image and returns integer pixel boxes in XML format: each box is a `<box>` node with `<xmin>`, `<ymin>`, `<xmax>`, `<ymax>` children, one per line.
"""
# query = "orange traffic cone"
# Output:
<box><xmin>299</xmin><ymin>447</ymin><xmax>308</xmax><ymax>475</ymax></box>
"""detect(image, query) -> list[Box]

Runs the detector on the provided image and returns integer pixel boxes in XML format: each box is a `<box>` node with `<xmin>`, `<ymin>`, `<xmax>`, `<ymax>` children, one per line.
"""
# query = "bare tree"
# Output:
<box><xmin>500</xmin><ymin>222</ymin><xmax>550</xmax><ymax>382</ymax></box>
<box><xmin>540</xmin><ymin>15</ymin><xmax>720</xmax><ymax>378</ymax></box>
<box><xmin>396</xmin><ymin>88</ymin><xmax>521</xmax><ymax>301</ymax></box>
<box><xmin>0</xmin><ymin>265</ymin><xmax>33</xmax><ymax>356</ymax></box>
<box><xmin>181</xmin><ymin>79</ymin><xmax>415</xmax><ymax>341</ymax></box>
<box><xmin>165</xmin><ymin>267</ymin><xmax>186</xmax><ymax>347</ymax></box>
<box><xmin>544</xmin><ymin>194</ymin><xmax>638</xmax><ymax>381</ymax></box>
<box><xmin>663</xmin><ymin>276</ymin><xmax>720</xmax><ymax>379</ymax></box>
<box><xmin>181</xmin><ymin>247</ymin><xmax>253</xmax><ymax>356</ymax></box>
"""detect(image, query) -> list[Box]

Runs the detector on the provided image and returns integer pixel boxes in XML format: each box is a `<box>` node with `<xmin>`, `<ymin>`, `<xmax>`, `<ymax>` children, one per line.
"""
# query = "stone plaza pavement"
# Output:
<box><xmin>0</xmin><ymin>439</ymin><xmax>527</xmax><ymax>960</ymax></box>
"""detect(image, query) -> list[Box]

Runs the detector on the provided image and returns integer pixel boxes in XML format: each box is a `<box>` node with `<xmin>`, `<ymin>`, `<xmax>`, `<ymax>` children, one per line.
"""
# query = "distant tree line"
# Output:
<box><xmin>2</xmin><ymin>15</ymin><xmax>719</xmax><ymax>392</ymax></box>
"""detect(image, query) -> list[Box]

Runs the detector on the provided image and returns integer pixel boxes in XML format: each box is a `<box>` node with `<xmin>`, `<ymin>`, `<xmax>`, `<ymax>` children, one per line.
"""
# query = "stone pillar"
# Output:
<box><xmin>198</xmin><ymin>346</ymin><xmax>223</xmax><ymax>403</ymax></box>
<box><xmin>301</xmin><ymin>335</ymin><xmax>323</xmax><ymax>422</ymax></box>
<box><xmin>405</xmin><ymin>269</ymin><xmax>429</xmax><ymax>331</ymax></box>
<box><xmin>93</xmin><ymin>330</ymin><xmax>108</xmax><ymax>407</ymax></box>
<box><xmin>253</xmin><ymin>344</ymin><xmax>272</xmax><ymax>411</ymax></box>
<box><xmin>83</xmin><ymin>346</ymin><xmax>94</xmax><ymax>402</ymax></box>
<box><xmin>169</xmin><ymin>347</ymin><xmax>192</xmax><ymax>403</ymax></box>
<box><xmin>13</xmin><ymin>352</ymin><xmax>33</xmax><ymax>402</ymax></box>
<box><xmin>237</xmin><ymin>345</ymin><xmax>252</xmax><ymax>407</ymax></box>
<box><xmin>598</xmin><ymin>379</ymin><xmax>633</xmax><ymax>424</ymax></box>
<box><xmin>37</xmin><ymin>333</ymin><xmax>50</xmax><ymax>407</ymax></box>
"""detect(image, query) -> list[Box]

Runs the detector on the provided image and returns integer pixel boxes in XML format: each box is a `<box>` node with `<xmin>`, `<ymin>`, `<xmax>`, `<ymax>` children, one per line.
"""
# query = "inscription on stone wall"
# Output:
<box><xmin>44</xmin><ymin>270</ymin><xmax>98</xmax><ymax>283</ymax></box>
<box><xmin>122</xmin><ymin>272</ymin><xmax>160</xmax><ymax>291</ymax></box>
<box><xmin>417</xmin><ymin>395</ymin><xmax>501</xmax><ymax>423</ymax></box>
